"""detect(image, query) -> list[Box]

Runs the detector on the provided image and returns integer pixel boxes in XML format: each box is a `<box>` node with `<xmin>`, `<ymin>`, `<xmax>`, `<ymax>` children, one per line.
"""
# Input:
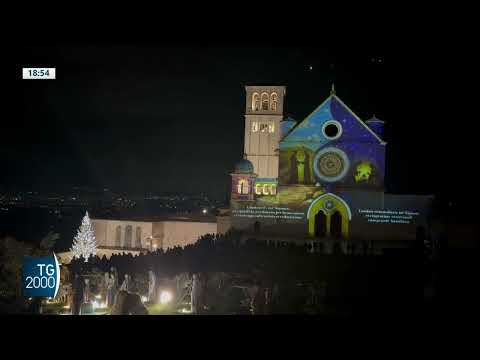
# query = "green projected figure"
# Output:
<box><xmin>354</xmin><ymin>161</ymin><xmax>372</xmax><ymax>183</ymax></box>
<box><xmin>296</xmin><ymin>150</ymin><xmax>305</xmax><ymax>184</ymax></box>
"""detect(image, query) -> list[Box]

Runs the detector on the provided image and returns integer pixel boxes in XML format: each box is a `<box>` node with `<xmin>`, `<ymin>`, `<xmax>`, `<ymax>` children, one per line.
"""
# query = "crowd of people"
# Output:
<box><xmin>65</xmin><ymin>231</ymin><xmax>418</xmax><ymax>315</ymax></box>
<box><xmin>68</xmin><ymin>231</ymin><xmax>379</xmax><ymax>288</ymax></box>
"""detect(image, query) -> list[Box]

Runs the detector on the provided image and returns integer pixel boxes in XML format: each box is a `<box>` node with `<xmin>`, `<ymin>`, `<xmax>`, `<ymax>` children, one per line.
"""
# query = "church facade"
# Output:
<box><xmin>230</xmin><ymin>85</ymin><xmax>432</xmax><ymax>248</ymax></box>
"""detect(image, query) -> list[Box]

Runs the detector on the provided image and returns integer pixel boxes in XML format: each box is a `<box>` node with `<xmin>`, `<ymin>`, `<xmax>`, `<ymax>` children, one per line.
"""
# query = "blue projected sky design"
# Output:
<box><xmin>280</xmin><ymin>95</ymin><xmax>382</xmax><ymax>152</ymax></box>
<box><xmin>280</xmin><ymin>118</ymin><xmax>296</xmax><ymax>139</ymax></box>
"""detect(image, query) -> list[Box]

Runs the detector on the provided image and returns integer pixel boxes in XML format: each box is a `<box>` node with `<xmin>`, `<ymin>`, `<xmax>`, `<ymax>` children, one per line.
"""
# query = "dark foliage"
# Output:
<box><xmin>67</xmin><ymin>231</ymin><xmax>422</xmax><ymax>317</ymax></box>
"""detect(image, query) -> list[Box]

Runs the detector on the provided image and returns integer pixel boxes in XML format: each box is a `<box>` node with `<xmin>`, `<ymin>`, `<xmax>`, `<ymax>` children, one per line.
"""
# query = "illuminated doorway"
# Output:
<box><xmin>314</xmin><ymin>211</ymin><xmax>327</xmax><ymax>237</ymax></box>
<box><xmin>330</xmin><ymin>211</ymin><xmax>342</xmax><ymax>238</ymax></box>
<box><xmin>307</xmin><ymin>193</ymin><xmax>352</xmax><ymax>238</ymax></box>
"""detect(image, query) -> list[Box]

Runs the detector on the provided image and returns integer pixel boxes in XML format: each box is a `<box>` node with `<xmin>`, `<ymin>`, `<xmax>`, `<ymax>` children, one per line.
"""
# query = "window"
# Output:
<box><xmin>256</xmin><ymin>122</ymin><xmax>274</xmax><ymax>133</ymax></box>
<box><xmin>252</xmin><ymin>93</ymin><xmax>260</xmax><ymax>111</ymax></box>
<box><xmin>237</xmin><ymin>179</ymin><xmax>250</xmax><ymax>194</ymax></box>
<box><xmin>261</xmin><ymin>92</ymin><xmax>269</xmax><ymax>110</ymax></box>
<box><xmin>254</xmin><ymin>183</ymin><xmax>277</xmax><ymax>195</ymax></box>
<box><xmin>115</xmin><ymin>226</ymin><xmax>121</xmax><ymax>247</ymax></box>
<box><xmin>125</xmin><ymin>225</ymin><xmax>132</xmax><ymax>248</ymax></box>
<box><xmin>242</xmin><ymin>180</ymin><xmax>249</xmax><ymax>194</ymax></box>
<box><xmin>322</xmin><ymin>120</ymin><xmax>343</xmax><ymax>140</ymax></box>
<box><xmin>262</xmin><ymin>184</ymin><xmax>270</xmax><ymax>195</ymax></box>
<box><xmin>324</xmin><ymin>123</ymin><xmax>339</xmax><ymax>137</ymax></box>
<box><xmin>135</xmin><ymin>226</ymin><xmax>142</xmax><ymax>248</ymax></box>
<box><xmin>270</xmin><ymin>92</ymin><xmax>278</xmax><ymax>111</ymax></box>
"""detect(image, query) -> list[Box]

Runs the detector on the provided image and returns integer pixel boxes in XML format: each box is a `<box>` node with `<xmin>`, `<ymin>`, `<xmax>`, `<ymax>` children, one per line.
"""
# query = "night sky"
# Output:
<box><xmin>6</xmin><ymin>43</ymin><xmax>464</xmax><ymax>204</ymax></box>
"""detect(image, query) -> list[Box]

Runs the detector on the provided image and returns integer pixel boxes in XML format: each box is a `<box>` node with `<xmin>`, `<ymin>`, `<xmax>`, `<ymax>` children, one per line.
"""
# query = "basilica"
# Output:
<box><xmin>229</xmin><ymin>85</ymin><xmax>432</xmax><ymax>249</ymax></box>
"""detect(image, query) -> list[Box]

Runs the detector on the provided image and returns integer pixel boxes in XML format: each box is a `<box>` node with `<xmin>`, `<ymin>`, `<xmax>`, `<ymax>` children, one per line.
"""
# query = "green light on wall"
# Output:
<box><xmin>354</xmin><ymin>162</ymin><xmax>373</xmax><ymax>182</ymax></box>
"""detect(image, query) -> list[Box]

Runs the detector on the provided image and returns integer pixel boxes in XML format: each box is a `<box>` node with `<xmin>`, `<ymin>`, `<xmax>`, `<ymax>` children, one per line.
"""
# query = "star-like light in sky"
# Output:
<box><xmin>309</xmin><ymin>65</ymin><xmax>313</xmax><ymax>71</ymax></box>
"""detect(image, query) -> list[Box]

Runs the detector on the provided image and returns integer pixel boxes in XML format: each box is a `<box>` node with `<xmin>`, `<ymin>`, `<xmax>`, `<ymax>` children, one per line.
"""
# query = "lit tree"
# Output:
<box><xmin>70</xmin><ymin>211</ymin><xmax>97</xmax><ymax>262</ymax></box>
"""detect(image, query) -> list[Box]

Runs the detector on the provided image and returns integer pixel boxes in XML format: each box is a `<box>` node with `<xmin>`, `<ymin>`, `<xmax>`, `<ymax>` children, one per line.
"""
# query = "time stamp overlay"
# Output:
<box><xmin>21</xmin><ymin>67</ymin><xmax>59</xmax><ymax>298</ymax></box>
<box><xmin>22</xmin><ymin>68</ymin><xmax>56</xmax><ymax>79</ymax></box>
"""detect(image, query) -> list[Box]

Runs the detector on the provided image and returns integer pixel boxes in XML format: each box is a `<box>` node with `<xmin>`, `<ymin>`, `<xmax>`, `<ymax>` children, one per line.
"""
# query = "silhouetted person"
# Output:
<box><xmin>191</xmin><ymin>273</ymin><xmax>202</xmax><ymax>314</ymax></box>
<box><xmin>72</xmin><ymin>274</ymin><xmax>84</xmax><ymax>315</ymax></box>
<box><xmin>28</xmin><ymin>297</ymin><xmax>42</xmax><ymax>314</ymax></box>
<box><xmin>251</xmin><ymin>283</ymin><xmax>266</xmax><ymax>315</ymax></box>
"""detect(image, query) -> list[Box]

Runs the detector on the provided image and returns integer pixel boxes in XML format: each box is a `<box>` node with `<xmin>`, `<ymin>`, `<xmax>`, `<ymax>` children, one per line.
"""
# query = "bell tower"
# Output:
<box><xmin>244</xmin><ymin>85</ymin><xmax>286</xmax><ymax>179</ymax></box>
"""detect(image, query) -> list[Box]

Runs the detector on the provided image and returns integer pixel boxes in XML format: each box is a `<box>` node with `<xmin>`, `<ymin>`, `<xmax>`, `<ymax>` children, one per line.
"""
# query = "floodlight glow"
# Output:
<box><xmin>159</xmin><ymin>290</ymin><xmax>173</xmax><ymax>304</ymax></box>
<box><xmin>92</xmin><ymin>300</ymin><xmax>98</xmax><ymax>309</ymax></box>
<box><xmin>95</xmin><ymin>294</ymin><xmax>102</xmax><ymax>299</ymax></box>
<box><xmin>141</xmin><ymin>296</ymin><xmax>148</xmax><ymax>303</ymax></box>
<box><xmin>202</xmin><ymin>209</ymin><xmax>207</xmax><ymax>214</ymax></box>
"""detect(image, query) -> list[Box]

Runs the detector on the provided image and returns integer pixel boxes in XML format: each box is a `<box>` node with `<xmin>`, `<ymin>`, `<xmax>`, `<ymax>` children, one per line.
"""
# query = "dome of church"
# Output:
<box><xmin>234</xmin><ymin>159</ymin><xmax>254</xmax><ymax>174</ymax></box>
<box><xmin>365</xmin><ymin>115</ymin><xmax>384</xmax><ymax>123</ymax></box>
<box><xmin>365</xmin><ymin>116</ymin><xmax>385</xmax><ymax>139</ymax></box>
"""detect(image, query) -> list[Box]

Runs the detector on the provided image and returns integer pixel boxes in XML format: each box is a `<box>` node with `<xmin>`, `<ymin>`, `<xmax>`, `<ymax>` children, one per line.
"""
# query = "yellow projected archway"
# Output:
<box><xmin>307</xmin><ymin>193</ymin><xmax>352</xmax><ymax>238</ymax></box>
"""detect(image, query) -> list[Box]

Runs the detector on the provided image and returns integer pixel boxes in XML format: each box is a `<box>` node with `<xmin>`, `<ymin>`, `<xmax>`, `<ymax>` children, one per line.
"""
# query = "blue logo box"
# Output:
<box><xmin>22</xmin><ymin>254</ymin><xmax>61</xmax><ymax>298</ymax></box>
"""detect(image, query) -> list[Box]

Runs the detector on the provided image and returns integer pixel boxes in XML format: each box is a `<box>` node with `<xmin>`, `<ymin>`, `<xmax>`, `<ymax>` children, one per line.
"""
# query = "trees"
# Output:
<box><xmin>40</xmin><ymin>231</ymin><xmax>60</xmax><ymax>251</ymax></box>
<box><xmin>0</xmin><ymin>234</ymin><xmax>56</xmax><ymax>313</ymax></box>
<box><xmin>70</xmin><ymin>211</ymin><xmax>97</xmax><ymax>262</ymax></box>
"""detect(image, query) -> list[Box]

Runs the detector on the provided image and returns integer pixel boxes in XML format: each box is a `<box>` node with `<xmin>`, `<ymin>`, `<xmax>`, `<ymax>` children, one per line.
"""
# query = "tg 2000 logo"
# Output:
<box><xmin>22</xmin><ymin>253</ymin><xmax>61</xmax><ymax>298</ymax></box>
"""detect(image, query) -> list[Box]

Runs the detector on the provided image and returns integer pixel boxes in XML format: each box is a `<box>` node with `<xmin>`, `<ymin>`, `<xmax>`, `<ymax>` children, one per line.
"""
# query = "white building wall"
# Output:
<box><xmin>91</xmin><ymin>219</ymin><xmax>153</xmax><ymax>249</ymax></box>
<box><xmin>90</xmin><ymin>219</ymin><xmax>217</xmax><ymax>252</ymax></box>
<box><xmin>159</xmin><ymin>221</ymin><xmax>217</xmax><ymax>250</ymax></box>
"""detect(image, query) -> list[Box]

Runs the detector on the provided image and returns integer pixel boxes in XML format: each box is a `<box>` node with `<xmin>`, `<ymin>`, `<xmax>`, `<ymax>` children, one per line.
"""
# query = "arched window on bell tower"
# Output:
<box><xmin>252</xmin><ymin>92</ymin><xmax>260</xmax><ymax>111</ymax></box>
<box><xmin>261</xmin><ymin>92</ymin><xmax>269</xmax><ymax>110</ymax></box>
<box><xmin>270</xmin><ymin>92</ymin><xmax>278</xmax><ymax>111</ymax></box>
<box><xmin>237</xmin><ymin>178</ymin><xmax>250</xmax><ymax>194</ymax></box>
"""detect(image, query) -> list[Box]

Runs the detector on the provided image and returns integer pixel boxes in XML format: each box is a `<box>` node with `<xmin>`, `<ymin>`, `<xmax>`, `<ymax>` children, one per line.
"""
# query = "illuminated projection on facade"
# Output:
<box><xmin>229</xmin><ymin>85</ymin><xmax>432</xmax><ymax>243</ymax></box>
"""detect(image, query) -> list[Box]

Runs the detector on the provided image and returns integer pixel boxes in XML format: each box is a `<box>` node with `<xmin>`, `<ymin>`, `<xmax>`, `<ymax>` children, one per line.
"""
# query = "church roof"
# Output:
<box><xmin>282</xmin><ymin>116</ymin><xmax>296</xmax><ymax>123</ymax></box>
<box><xmin>234</xmin><ymin>159</ymin><xmax>254</xmax><ymax>174</ymax></box>
<box><xmin>281</xmin><ymin>93</ymin><xmax>386</xmax><ymax>147</ymax></box>
<box><xmin>365</xmin><ymin>115</ymin><xmax>385</xmax><ymax>124</ymax></box>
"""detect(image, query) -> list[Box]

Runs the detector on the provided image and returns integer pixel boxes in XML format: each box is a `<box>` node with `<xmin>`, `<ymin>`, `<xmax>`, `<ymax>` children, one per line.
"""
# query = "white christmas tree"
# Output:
<box><xmin>70</xmin><ymin>211</ymin><xmax>97</xmax><ymax>262</ymax></box>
